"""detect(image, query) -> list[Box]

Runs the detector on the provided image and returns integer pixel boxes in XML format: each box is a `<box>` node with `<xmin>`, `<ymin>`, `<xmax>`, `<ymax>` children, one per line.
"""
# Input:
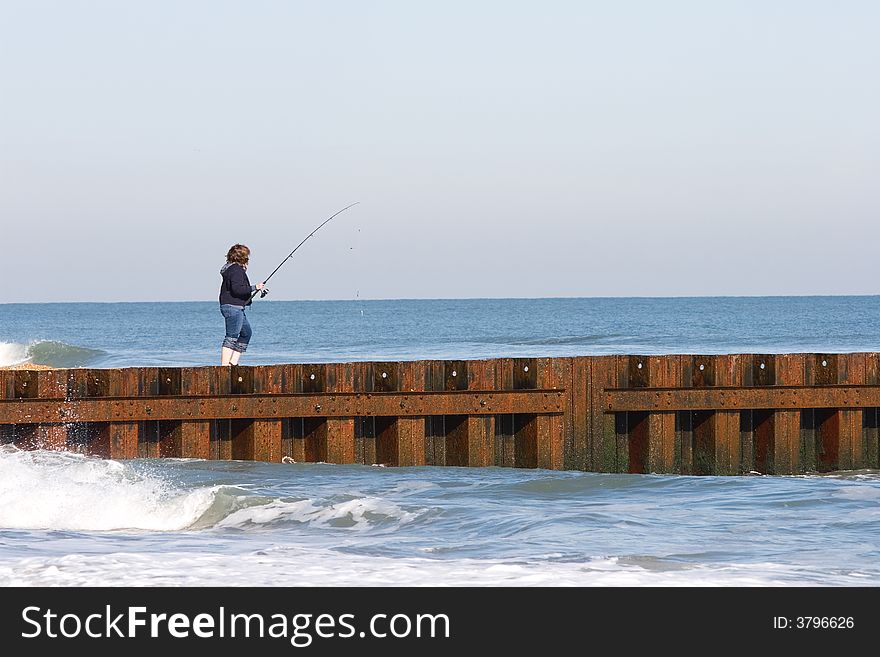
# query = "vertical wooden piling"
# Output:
<box><xmin>512</xmin><ymin>358</ymin><xmax>538</xmax><ymax>469</ymax></box>
<box><xmin>324</xmin><ymin>362</ymin><xmax>355</xmax><ymax>464</ymax></box>
<box><xmin>647</xmin><ymin>355</ymin><xmax>679</xmax><ymax>474</ymax></box>
<box><xmin>373</xmin><ymin>361</ymin><xmax>402</xmax><ymax>466</ymax></box>
<box><xmin>156</xmin><ymin>367</ymin><xmax>182</xmax><ymax>458</ymax></box>
<box><xmin>176</xmin><ymin>367</ymin><xmax>212</xmax><ymax>459</ymax></box>
<box><xmin>250</xmin><ymin>365</ymin><xmax>283</xmax><ymax>462</ymax></box>
<box><xmin>7</xmin><ymin>370</ymin><xmax>39</xmax><ymax>448</ymax></box>
<box><xmin>494</xmin><ymin>358</ymin><xmax>515</xmax><ymax>467</ymax></box>
<box><xmin>397</xmin><ymin>360</ymin><xmax>428</xmax><ymax>466</ymax></box>
<box><xmin>211</xmin><ymin>366</ymin><xmax>233</xmax><ymax>459</ymax></box>
<box><xmin>683</xmin><ymin>355</ymin><xmax>743</xmax><ymax>475</ymax></box>
<box><xmin>588</xmin><ymin>356</ymin><xmax>618</xmax><ymax>472</ymax></box>
<box><xmin>619</xmin><ymin>355</ymin><xmax>679</xmax><ymax>474</ymax></box>
<box><xmin>773</xmin><ymin>354</ymin><xmax>805</xmax><ymax>474</ymax></box>
<box><xmin>302</xmin><ymin>364</ymin><xmax>327</xmax><ymax>462</ymax></box>
<box><xmin>281</xmin><ymin>364</ymin><xmax>304</xmax><ymax>462</ymax></box>
<box><xmin>426</xmin><ymin>361</ymin><xmax>446</xmax><ymax>466</ymax></box>
<box><xmin>865</xmin><ymin>353</ymin><xmax>880</xmax><ymax>470</ymax></box>
<box><xmin>66</xmin><ymin>369</ymin><xmax>112</xmax><ymax>457</ymax></box>
<box><xmin>743</xmin><ymin>355</ymin><xmax>774</xmax><ymax>474</ymax></box>
<box><xmin>838</xmin><ymin>353</ymin><xmax>865</xmax><ymax>472</ymax></box>
<box><xmin>535</xmin><ymin>357</ymin><xmax>567</xmax><ymax>470</ymax></box>
<box><xmin>107</xmin><ymin>368</ymin><xmax>139</xmax><ymax>458</ymax></box>
<box><xmin>228</xmin><ymin>365</ymin><xmax>281</xmax><ymax>462</ymax></box>
<box><xmin>804</xmin><ymin>353</ymin><xmax>865</xmax><ymax>472</ymax></box>
<box><xmin>569</xmin><ymin>357</ymin><xmax>590</xmax><ymax>471</ymax></box>
<box><xmin>138</xmin><ymin>368</ymin><xmax>161</xmax><ymax>458</ymax></box>
<box><xmin>35</xmin><ymin>369</ymin><xmax>70</xmax><ymax>450</ymax></box>
<box><xmin>443</xmin><ymin>360</ymin><xmax>495</xmax><ymax>467</ymax></box>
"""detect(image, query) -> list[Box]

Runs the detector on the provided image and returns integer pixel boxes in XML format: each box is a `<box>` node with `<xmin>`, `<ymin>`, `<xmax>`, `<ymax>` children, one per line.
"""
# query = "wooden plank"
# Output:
<box><xmin>622</xmin><ymin>355</ymin><xmax>646</xmax><ymax>473</ymax></box>
<box><xmin>429</xmin><ymin>361</ymin><xmax>446</xmax><ymax>466</ymax></box>
<box><xmin>494</xmin><ymin>358</ymin><xmax>515</xmax><ymax>467</ymax></box>
<box><xmin>35</xmin><ymin>370</ymin><xmax>70</xmax><ymax>450</ymax></box>
<box><xmin>838</xmin><ymin>353</ymin><xmax>865</xmax><ymax>471</ymax></box>
<box><xmin>325</xmin><ymin>362</ymin><xmax>355</xmax><ymax>464</ymax></box>
<box><xmin>513</xmin><ymin>358</ymin><xmax>537</xmax><ymax>468</ymax></box>
<box><xmin>0</xmin><ymin>371</ymin><xmax>13</xmax><ymax>445</ymax></box>
<box><xmin>157</xmin><ymin>367</ymin><xmax>182</xmax><ymax>458</ymax></box>
<box><xmin>749</xmin><ymin>355</ymin><xmax>774</xmax><ymax>474</ymax></box>
<box><xmin>589</xmin><ymin>356</ymin><xmax>618</xmax><ymax>472</ymax></box>
<box><xmin>374</xmin><ymin>361</ymin><xmax>400</xmax><ymax>466</ymax></box>
<box><xmin>8</xmin><ymin>370</ymin><xmax>38</xmax><ymax>447</ymax></box>
<box><xmin>251</xmin><ymin>365</ymin><xmax>283</xmax><ymax>462</ymax></box>
<box><xmin>570</xmin><ymin>357</ymin><xmax>589</xmax><ymax>471</ymax></box>
<box><xmin>467</xmin><ymin>359</ymin><xmax>496</xmax><ymax>467</ymax></box>
<box><xmin>107</xmin><ymin>368</ymin><xmax>139</xmax><ymax>459</ymax></box>
<box><xmin>773</xmin><ymin>354</ymin><xmax>805</xmax><ymax>474</ymax></box>
<box><xmin>280</xmin><ymin>364</ymin><xmax>302</xmax><ymax>462</ymax></box>
<box><xmin>175</xmin><ymin>367</ymin><xmax>212</xmax><ymax>459</ymax></box>
<box><xmin>138</xmin><ymin>368</ymin><xmax>161</xmax><ymax>458</ymax></box>
<box><xmin>866</xmin><ymin>353</ymin><xmax>880</xmax><ymax>469</ymax></box>
<box><xmin>714</xmin><ymin>354</ymin><xmax>744</xmax><ymax>475</ymax></box>
<box><xmin>534</xmin><ymin>357</ymin><xmax>566</xmax><ymax>470</ymax></box>
<box><xmin>444</xmin><ymin>360</ymin><xmax>470</xmax><ymax>467</ymax></box>
<box><xmin>302</xmin><ymin>364</ymin><xmax>327</xmax><ymax>462</ymax></box>
<box><xmin>212</xmin><ymin>367</ymin><xmax>232</xmax><ymax>460</ymax></box>
<box><xmin>647</xmin><ymin>355</ymin><xmax>679</xmax><ymax>473</ymax></box>
<box><xmin>399</xmin><ymin>360</ymin><xmax>428</xmax><ymax>466</ymax></box>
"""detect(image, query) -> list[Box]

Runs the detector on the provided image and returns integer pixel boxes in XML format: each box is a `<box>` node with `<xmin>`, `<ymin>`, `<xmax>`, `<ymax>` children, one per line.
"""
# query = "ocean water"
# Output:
<box><xmin>2</xmin><ymin>296</ymin><xmax>880</xmax><ymax>586</ymax></box>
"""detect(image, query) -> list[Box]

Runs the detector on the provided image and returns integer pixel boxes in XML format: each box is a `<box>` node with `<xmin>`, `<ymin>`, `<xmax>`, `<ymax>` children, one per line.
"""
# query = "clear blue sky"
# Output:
<box><xmin>1</xmin><ymin>1</ymin><xmax>877</xmax><ymax>302</ymax></box>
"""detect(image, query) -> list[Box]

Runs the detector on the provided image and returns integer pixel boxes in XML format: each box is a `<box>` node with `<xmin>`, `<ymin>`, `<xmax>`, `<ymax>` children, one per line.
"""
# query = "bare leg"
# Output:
<box><xmin>221</xmin><ymin>346</ymin><xmax>235</xmax><ymax>366</ymax></box>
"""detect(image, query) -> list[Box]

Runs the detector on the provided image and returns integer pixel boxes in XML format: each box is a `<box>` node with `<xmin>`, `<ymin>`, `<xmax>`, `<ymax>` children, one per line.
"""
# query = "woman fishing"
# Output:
<box><xmin>219</xmin><ymin>244</ymin><xmax>265</xmax><ymax>365</ymax></box>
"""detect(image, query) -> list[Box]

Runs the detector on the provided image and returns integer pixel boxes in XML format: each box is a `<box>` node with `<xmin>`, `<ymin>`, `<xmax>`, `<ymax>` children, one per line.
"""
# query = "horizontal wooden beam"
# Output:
<box><xmin>0</xmin><ymin>389</ymin><xmax>566</xmax><ymax>424</ymax></box>
<box><xmin>603</xmin><ymin>385</ymin><xmax>880</xmax><ymax>412</ymax></box>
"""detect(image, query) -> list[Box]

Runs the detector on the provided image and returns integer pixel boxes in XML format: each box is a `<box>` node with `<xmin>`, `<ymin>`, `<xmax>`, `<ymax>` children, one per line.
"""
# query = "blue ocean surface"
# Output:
<box><xmin>1</xmin><ymin>296</ymin><xmax>879</xmax><ymax>586</ymax></box>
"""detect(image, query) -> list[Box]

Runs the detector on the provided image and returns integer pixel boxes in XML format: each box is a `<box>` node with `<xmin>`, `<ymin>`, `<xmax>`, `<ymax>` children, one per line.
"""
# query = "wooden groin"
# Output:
<box><xmin>2</xmin><ymin>354</ymin><xmax>879</xmax><ymax>475</ymax></box>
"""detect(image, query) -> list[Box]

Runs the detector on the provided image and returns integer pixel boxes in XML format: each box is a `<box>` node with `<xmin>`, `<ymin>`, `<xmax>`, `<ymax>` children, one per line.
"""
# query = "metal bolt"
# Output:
<box><xmin>382</xmin><ymin>372</ymin><xmax>387</xmax><ymax>378</ymax></box>
<box><xmin>452</xmin><ymin>370</ymin><xmax>457</xmax><ymax>377</ymax></box>
<box><xmin>310</xmin><ymin>373</ymin><xmax>316</xmax><ymax>380</ymax></box>
<box><xmin>166</xmin><ymin>378</ymin><xmax>172</xmax><ymax>383</ymax></box>
<box><xmin>315</xmin><ymin>403</ymin><xmax>321</xmax><ymax>412</ymax></box>
<box><xmin>523</xmin><ymin>366</ymin><xmax>529</xmax><ymax>372</ymax></box>
<box><xmin>22</xmin><ymin>382</ymin><xmax>27</xmax><ymax>387</ymax></box>
<box><xmin>822</xmin><ymin>360</ymin><xmax>828</xmax><ymax>367</ymax></box>
<box><xmin>637</xmin><ymin>362</ymin><xmax>643</xmax><ymax>369</ymax></box>
<box><xmin>480</xmin><ymin>399</ymin><xmax>487</xmax><ymax>407</ymax></box>
<box><xmin>760</xmin><ymin>363</ymin><xmax>765</xmax><ymax>370</ymax></box>
<box><xmin>699</xmin><ymin>364</ymin><xmax>705</xmax><ymax>371</ymax></box>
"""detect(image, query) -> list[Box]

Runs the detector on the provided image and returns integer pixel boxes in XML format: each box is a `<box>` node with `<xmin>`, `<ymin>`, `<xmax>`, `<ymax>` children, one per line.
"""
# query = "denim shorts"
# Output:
<box><xmin>220</xmin><ymin>304</ymin><xmax>252</xmax><ymax>352</ymax></box>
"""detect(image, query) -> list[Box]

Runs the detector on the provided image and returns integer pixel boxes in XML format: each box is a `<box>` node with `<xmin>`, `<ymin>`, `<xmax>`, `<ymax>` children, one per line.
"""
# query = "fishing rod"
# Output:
<box><xmin>252</xmin><ymin>202</ymin><xmax>360</xmax><ymax>299</ymax></box>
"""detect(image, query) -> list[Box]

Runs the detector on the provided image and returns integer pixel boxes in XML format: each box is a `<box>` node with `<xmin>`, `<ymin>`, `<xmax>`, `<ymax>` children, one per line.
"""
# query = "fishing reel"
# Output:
<box><xmin>259</xmin><ymin>287</ymin><xmax>269</xmax><ymax>298</ymax></box>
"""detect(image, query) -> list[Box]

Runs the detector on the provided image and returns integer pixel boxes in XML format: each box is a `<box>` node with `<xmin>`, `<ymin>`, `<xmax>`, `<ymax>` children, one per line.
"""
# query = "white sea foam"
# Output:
<box><xmin>0</xmin><ymin>341</ymin><xmax>29</xmax><ymax>367</ymax></box>
<box><xmin>217</xmin><ymin>496</ymin><xmax>420</xmax><ymax>530</ymax></box>
<box><xmin>1</xmin><ymin>548</ymin><xmax>873</xmax><ymax>587</ymax></box>
<box><xmin>0</xmin><ymin>447</ymin><xmax>218</xmax><ymax>531</ymax></box>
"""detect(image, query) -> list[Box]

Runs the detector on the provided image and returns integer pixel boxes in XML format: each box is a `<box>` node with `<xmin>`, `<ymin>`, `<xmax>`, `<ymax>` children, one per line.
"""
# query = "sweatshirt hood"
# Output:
<box><xmin>220</xmin><ymin>262</ymin><xmax>234</xmax><ymax>274</ymax></box>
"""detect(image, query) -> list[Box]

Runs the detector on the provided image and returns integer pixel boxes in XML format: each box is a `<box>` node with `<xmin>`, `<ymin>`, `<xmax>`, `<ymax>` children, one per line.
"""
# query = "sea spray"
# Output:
<box><xmin>0</xmin><ymin>447</ymin><xmax>217</xmax><ymax>531</ymax></box>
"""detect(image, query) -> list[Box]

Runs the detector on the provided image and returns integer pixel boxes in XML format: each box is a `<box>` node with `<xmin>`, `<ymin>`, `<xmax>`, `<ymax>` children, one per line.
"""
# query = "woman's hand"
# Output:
<box><xmin>255</xmin><ymin>282</ymin><xmax>266</xmax><ymax>290</ymax></box>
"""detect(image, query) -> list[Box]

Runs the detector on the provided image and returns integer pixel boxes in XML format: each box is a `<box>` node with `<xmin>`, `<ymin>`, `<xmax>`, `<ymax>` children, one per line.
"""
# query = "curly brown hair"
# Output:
<box><xmin>226</xmin><ymin>244</ymin><xmax>250</xmax><ymax>267</ymax></box>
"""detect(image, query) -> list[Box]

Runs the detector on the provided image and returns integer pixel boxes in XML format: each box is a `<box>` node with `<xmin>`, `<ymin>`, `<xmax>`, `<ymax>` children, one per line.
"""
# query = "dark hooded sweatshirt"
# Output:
<box><xmin>219</xmin><ymin>263</ymin><xmax>255</xmax><ymax>307</ymax></box>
